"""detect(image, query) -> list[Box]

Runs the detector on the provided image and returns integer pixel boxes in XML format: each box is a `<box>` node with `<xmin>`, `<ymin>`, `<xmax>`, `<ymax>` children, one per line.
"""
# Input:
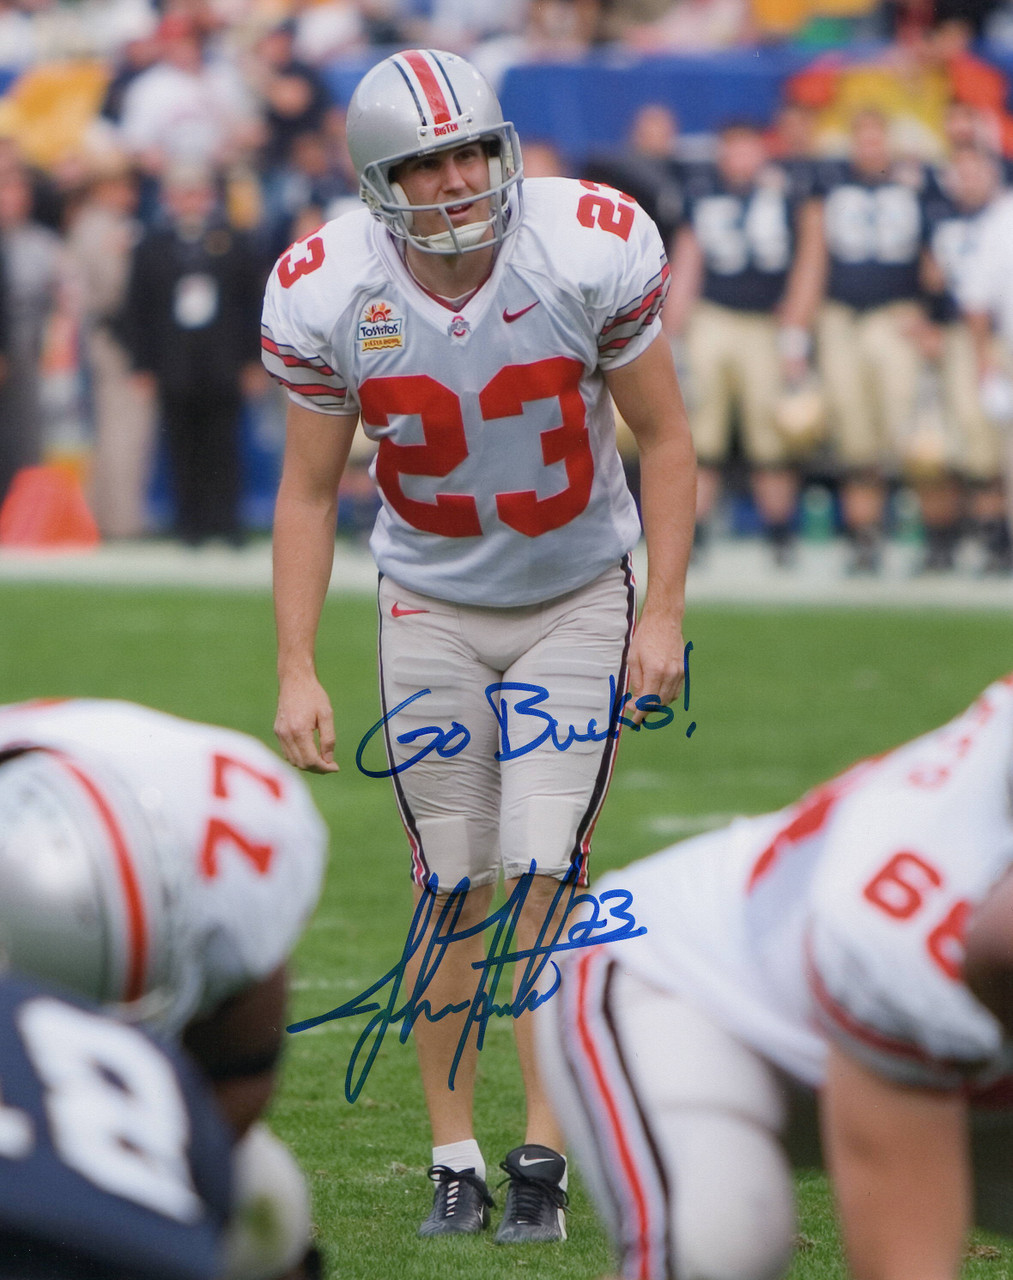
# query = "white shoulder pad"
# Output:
<box><xmin>518</xmin><ymin>177</ymin><xmax>670</xmax><ymax>370</ymax></box>
<box><xmin>261</xmin><ymin>208</ymin><xmax>378</xmax><ymax>415</ymax></box>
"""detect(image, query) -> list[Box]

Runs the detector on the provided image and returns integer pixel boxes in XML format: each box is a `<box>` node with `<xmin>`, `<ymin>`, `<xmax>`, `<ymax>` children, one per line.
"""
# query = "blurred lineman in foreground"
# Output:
<box><xmin>539</xmin><ymin>673</ymin><xmax>1013</xmax><ymax>1280</ymax></box>
<box><xmin>0</xmin><ymin>698</ymin><xmax>328</xmax><ymax>1278</ymax></box>
<box><xmin>0</xmin><ymin>968</ymin><xmax>233</xmax><ymax>1279</ymax></box>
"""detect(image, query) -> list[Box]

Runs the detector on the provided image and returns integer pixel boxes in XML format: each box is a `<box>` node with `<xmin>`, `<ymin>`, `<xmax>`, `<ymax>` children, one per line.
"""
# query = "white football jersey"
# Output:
<box><xmin>600</xmin><ymin>676</ymin><xmax>1013</xmax><ymax>1091</ymax></box>
<box><xmin>0</xmin><ymin>700</ymin><xmax>327</xmax><ymax>1032</ymax></box>
<box><xmin>262</xmin><ymin>177</ymin><xmax>670</xmax><ymax>606</ymax></box>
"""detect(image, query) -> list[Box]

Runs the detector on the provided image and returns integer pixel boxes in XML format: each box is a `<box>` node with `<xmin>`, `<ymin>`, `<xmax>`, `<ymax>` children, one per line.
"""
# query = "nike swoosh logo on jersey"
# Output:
<box><xmin>503</xmin><ymin>301</ymin><xmax>540</xmax><ymax>323</ymax></box>
<box><xmin>391</xmin><ymin>602</ymin><xmax>430</xmax><ymax>617</ymax></box>
<box><xmin>517</xmin><ymin>1154</ymin><xmax>555</xmax><ymax>1168</ymax></box>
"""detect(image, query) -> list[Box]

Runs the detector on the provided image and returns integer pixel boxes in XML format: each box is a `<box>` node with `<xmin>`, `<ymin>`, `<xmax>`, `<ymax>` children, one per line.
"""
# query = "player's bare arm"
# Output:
<box><xmin>965</xmin><ymin>308</ymin><xmax>998</xmax><ymax>377</ymax></box>
<box><xmin>274</xmin><ymin>402</ymin><xmax>360</xmax><ymax>772</ymax></box>
<box><xmin>778</xmin><ymin>198</ymin><xmax>825</xmax><ymax>379</ymax></box>
<box><xmin>182</xmin><ymin>964</ymin><xmax>288</xmax><ymax>1138</ymax></box>
<box><xmin>605</xmin><ymin>333</ymin><xmax>695</xmax><ymax>725</ymax></box>
<box><xmin>779</xmin><ymin>198</ymin><xmax>825</xmax><ymax>328</ymax></box>
<box><xmin>821</xmin><ymin>1044</ymin><xmax>971</xmax><ymax>1280</ymax></box>
<box><xmin>663</xmin><ymin>225</ymin><xmax>703</xmax><ymax>336</ymax></box>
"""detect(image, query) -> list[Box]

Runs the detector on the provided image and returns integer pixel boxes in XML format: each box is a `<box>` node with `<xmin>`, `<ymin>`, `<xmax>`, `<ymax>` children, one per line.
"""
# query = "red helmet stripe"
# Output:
<box><xmin>401</xmin><ymin>50</ymin><xmax>453</xmax><ymax>125</ymax></box>
<box><xmin>57</xmin><ymin>756</ymin><xmax>149</xmax><ymax>1003</ymax></box>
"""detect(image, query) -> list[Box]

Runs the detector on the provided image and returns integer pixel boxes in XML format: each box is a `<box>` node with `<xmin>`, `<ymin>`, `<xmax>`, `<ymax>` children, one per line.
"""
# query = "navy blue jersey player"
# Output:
<box><xmin>682</xmin><ymin>149</ymin><xmax>802</xmax><ymax>314</ymax></box>
<box><xmin>919</xmin><ymin>143</ymin><xmax>1011</xmax><ymax>571</ymax></box>
<box><xmin>668</xmin><ymin>121</ymin><xmax>823</xmax><ymax>564</ymax></box>
<box><xmin>812</xmin><ymin>109</ymin><xmax>931</xmax><ymax>570</ymax></box>
<box><xmin>0</xmin><ymin>970</ymin><xmax>232</xmax><ymax>1280</ymax></box>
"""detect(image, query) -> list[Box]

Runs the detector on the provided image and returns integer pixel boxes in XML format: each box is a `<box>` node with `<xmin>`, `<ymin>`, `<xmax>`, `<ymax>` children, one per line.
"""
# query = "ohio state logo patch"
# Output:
<box><xmin>358</xmin><ymin>299</ymin><xmax>404</xmax><ymax>351</ymax></box>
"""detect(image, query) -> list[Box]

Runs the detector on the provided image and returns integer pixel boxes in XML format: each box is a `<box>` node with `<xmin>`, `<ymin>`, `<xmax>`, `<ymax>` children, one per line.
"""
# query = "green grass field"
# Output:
<box><xmin>2</xmin><ymin>582</ymin><xmax>1012</xmax><ymax>1279</ymax></box>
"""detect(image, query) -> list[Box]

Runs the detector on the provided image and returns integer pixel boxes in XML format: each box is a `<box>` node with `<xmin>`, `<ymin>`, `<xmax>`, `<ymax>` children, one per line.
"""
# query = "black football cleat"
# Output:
<box><xmin>494</xmin><ymin>1145</ymin><xmax>568</xmax><ymax>1243</ymax></box>
<box><xmin>418</xmin><ymin>1165</ymin><xmax>494</xmax><ymax>1237</ymax></box>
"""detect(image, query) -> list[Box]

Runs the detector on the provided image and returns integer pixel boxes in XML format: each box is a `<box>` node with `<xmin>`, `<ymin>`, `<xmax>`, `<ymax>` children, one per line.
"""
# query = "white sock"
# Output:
<box><xmin>432</xmin><ymin>1139</ymin><xmax>485</xmax><ymax>1182</ymax></box>
<box><xmin>558</xmin><ymin>1157</ymin><xmax>568</xmax><ymax>1193</ymax></box>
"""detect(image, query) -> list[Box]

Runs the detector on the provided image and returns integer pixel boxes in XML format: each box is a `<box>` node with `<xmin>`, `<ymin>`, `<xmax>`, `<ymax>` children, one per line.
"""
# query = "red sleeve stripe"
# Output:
<box><xmin>263</xmin><ymin>358</ymin><xmax>347</xmax><ymax>396</ymax></box>
<box><xmin>598</xmin><ymin>334</ymin><xmax>637</xmax><ymax>355</ymax></box>
<box><xmin>259</xmin><ymin>355</ymin><xmax>343</xmax><ymax>389</ymax></box>
<box><xmin>273</xmin><ymin>375</ymin><xmax>348</xmax><ymax>401</ymax></box>
<box><xmin>600</xmin><ymin>265</ymin><xmax>671</xmax><ymax>339</ymax></box>
<box><xmin>272</xmin><ymin>376</ymin><xmax>348</xmax><ymax>396</ymax></box>
<box><xmin>598</xmin><ymin>296</ymin><xmax>667</xmax><ymax>353</ymax></box>
<box><xmin>805</xmin><ymin>935</ymin><xmax>962</xmax><ymax>1071</ymax></box>
<box><xmin>261</xmin><ymin>334</ymin><xmax>336</xmax><ymax>375</ymax></box>
<box><xmin>598</xmin><ymin>302</ymin><xmax>665</xmax><ymax>354</ymax></box>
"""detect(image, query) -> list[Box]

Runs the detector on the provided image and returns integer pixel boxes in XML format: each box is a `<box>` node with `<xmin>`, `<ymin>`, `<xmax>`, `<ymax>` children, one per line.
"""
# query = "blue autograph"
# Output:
<box><xmin>287</xmin><ymin>865</ymin><xmax>646</xmax><ymax>1102</ymax></box>
<box><xmin>356</xmin><ymin>641</ymin><xmax>695</xmax><ymax>779</ymax></box>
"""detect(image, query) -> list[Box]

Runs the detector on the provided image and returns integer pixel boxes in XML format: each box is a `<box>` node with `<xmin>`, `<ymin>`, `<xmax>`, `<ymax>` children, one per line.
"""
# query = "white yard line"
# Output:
<box><xmin>0</xmin><ymin>537</ymin><xmax>1011</xmax><ymax>609</ymax></box>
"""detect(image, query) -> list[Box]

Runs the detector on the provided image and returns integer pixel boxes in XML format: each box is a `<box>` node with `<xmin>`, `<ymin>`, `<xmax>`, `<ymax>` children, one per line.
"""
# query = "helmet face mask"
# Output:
<box><xmin>347</xmin><ymin>49</ymin><xmax>524</xmax><ymax>256</ymax></box>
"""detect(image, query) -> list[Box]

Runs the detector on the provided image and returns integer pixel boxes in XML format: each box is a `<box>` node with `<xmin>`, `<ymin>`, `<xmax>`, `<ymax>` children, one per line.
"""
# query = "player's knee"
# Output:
<box><xmin>622</xmin><ymin>985</ymin><xmax>787</xmax><ymax>1132</ymax></box>
<box><xmin>661</xmin><ymin>1110</ymin><xmax>796</xmax><ymax>1280</ymax></box>
<box><xmin>502</xmin><ymin>795</ymin><xmax>584</xmax><ymax>881</ymax></box>
<box><xmin>626</xmin><ymin>999</ymin><xmax>797</xmax><ymax>1280</ymax></box>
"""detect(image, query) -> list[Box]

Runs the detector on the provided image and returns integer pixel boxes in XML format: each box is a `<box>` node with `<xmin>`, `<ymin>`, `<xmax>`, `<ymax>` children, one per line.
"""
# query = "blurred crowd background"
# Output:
<box><xmin>2</xmin><ymin>0</ymin><xmax>1013</xmax><ymax>574</ymax></box>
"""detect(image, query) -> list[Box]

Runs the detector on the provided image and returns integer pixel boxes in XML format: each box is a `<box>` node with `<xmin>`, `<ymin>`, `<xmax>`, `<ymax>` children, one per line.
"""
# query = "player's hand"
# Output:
<box><xmin>275</xmin><ymin>673</ymin><xmax>340</xmax><ymax>773</ymax></box>
<box><xmin>626</xmin><ymin>610</ymin><xmax>685</xmax><ymax>727</ymax></box>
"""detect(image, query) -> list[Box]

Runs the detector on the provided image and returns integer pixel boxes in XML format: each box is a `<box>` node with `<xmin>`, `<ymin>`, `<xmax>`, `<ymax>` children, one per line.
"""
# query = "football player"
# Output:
<box><xmin>538</xmin><ymin>673</ymin><xmax>1013</xmax><ymax>1280</ymax></box>
<box><xmin>262</xmin><ymin>49</ymin><xmax>696</xmax><ymax>1241</ymax></box>
<box><xmin>813</xmin><ymin>108</ymin><xmax>931</xmax><ymax>573</ymax></box>
<box><xmin>666</xmin><ymin>120</ymin><xmax>824</xmax><ymax>565</ymax></box>
<box><xmin>0</xmin><ymin>697</ymin><xmax>328</xmax><ymax>1278</ymax></box>
<box><xmin>919</xmin><ymin>142</ymin><xmax>1009</xmax><ymax>572</ymax></box>
<box><xmin>0</xmin><ymin>968</ymin><xmax>232</xmax><ymax>1279</ymax></box>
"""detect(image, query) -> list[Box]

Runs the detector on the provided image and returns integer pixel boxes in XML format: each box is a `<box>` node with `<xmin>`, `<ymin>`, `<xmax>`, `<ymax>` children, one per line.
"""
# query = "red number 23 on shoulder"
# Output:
<box><xmin>576</xmin><ymin>181</ymin><xmax>636</xmax><ymax>242</ymax></box>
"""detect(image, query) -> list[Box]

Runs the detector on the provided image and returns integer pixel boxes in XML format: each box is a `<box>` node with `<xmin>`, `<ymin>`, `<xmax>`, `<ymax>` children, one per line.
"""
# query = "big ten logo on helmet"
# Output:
<box><xmin>358</xmin><ymin>299</ymin><xmax>404</xmax><ymax>352</ymax></box>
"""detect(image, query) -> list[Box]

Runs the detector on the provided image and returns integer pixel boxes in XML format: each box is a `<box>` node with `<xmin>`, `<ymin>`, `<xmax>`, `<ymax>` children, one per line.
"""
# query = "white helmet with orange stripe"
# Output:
<box><xmin>0</xmin><ymin>748</ymin><xmax>195</xmax><ymax>1029</ymax></box>
<box><xmin>346</xmin><ymin>48</ymin><xmax>523</xmax><ymax>255</ymax></box>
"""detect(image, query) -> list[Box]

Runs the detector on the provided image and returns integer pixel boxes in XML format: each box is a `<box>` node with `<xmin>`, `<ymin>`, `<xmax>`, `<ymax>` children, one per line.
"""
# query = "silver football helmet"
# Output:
<box><xmin>345</xmin><ymin>48</ymin><xmax>523</xmax><ymax>255</ymax></box>
<box><xmin>0</xmin><ymin>748</ymin><xmax>195</xmax><ymax>1030</ymax></box>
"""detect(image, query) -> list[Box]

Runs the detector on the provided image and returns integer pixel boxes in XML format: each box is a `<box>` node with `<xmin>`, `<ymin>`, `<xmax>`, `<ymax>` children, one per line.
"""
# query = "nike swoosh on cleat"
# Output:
<box><xmin>391</xmin><ymin>603</ymin><xmax>430</xmax><ymax>617</ymax></box>
<box><xmin>517</xmin><ymin>1154</ymin><xmax>555</xmax><ymax>1168</ymax></box>
<box><xmin>503</xmin><ymin>301</ymin><xmax>540</xmax><ymax>323</ymax></box>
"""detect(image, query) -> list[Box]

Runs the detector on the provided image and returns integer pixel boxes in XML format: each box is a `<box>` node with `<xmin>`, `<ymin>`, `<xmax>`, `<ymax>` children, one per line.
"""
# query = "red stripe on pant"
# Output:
<box><xmin>573</xmin><ymin>949</ymin><xmax>658</xmax><ymax>1280</ymax></box>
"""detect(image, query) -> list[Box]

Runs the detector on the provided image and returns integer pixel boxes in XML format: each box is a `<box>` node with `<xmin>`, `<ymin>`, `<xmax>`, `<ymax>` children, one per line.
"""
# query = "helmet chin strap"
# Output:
<box><xmin>390</xmin><ymin>178</ymin><xmax>498</xmax><ymax>255</ymax></box>
<box><xmin>417</xmin><ymin>220</ymin><xmax>494</xmax><ymax>252</ymax></box>
<box><xmin>390</xmin><ymin>181</ymin><xmax>414</xmax><ymax>231</ymax></box>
